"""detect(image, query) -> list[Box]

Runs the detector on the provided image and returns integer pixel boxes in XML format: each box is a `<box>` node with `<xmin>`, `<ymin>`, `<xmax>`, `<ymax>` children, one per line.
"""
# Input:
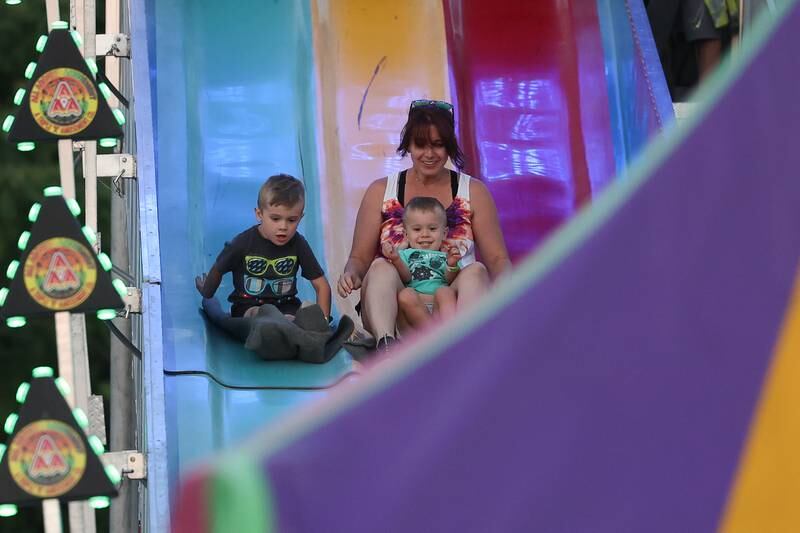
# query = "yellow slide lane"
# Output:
<box><xmin>312</xmin><ymin>0</ymin><xmax>450</xmax><ymax>318</ymax></box>
<box><xmin>720</xmin><ymin>268</ymin><xmax>800</xmax><ymax>532</ymax></box>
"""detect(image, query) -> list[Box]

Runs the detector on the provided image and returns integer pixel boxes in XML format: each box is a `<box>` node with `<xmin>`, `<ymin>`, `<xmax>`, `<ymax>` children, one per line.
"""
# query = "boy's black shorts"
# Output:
<box><xmin>231</xmin><ymin>296</ymin><xmax>302</xmax><ymax>318</ymax></box>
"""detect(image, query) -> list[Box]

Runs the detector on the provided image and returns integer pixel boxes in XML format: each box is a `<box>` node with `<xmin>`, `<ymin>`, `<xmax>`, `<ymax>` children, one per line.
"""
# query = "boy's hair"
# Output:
<box><xmin>258</xmin><ymin>174</ymin><xmax>305</xmax><ymax>209</ymax></box>
<box><xmin>403</xmin><ymin>196</ymin><xmax>447</xmax><ymax>226</ymax></box>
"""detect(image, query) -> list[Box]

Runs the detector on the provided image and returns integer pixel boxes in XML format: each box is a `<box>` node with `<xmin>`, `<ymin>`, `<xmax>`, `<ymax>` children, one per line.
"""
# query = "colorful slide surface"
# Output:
<box><xmin>131</xmin><ymin>0</ymin><xmax>671</xmax><ymax>525</ymax></box>
<box><xmin>171</xmin><ymin>1</ymin><xmax>800</xmax><ymax>531</ymax></box>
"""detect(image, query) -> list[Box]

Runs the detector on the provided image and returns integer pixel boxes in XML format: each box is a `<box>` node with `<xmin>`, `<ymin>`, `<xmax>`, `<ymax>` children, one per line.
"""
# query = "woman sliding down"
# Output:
<box><xmin>336</xmin><ymin>99</ymin><xmax>511</xmax><ymax>353</ymax></box>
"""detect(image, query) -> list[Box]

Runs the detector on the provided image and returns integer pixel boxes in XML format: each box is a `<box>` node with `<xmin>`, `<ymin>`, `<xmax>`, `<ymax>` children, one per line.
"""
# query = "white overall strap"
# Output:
<box><xmin>383</xmin><ymin>172</ymin><xmax>400</xmax><ymax>202</ymax></box>
<box><xmin>456</xmin><ymin>172</ymin><xmax>472</xmax><ymax>201</ymax></box>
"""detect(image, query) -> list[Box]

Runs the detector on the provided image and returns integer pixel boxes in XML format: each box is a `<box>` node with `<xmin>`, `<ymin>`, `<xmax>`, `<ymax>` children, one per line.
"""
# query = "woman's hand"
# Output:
<box><xmin>337</xmin><ymin>271</ymin><xmax>363</xmax><ymax>298</ymax></box>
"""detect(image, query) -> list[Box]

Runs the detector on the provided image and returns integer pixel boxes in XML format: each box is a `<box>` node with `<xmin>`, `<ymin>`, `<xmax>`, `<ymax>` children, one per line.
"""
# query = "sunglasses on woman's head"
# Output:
<box><xmin>409</xmin><ymin>99</ymin><xmax>454</xmax><ymax>115</ymax></box>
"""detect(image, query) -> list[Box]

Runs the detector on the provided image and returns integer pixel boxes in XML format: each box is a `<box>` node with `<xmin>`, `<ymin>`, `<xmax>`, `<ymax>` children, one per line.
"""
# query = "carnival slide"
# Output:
<box><xmin>138</xmin><ymin>0</ymin><xmax>670</xmax><ymax>497</ymax></box>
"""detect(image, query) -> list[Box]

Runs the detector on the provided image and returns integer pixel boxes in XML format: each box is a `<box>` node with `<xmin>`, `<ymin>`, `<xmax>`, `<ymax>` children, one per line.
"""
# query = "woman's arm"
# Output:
<box><xmin>309</xmin><ymin>275</ymin><xmax>332</xmax><ymax>319</ymax></box>
<box><xmin>470</xmin><ymin>180</ymin><xmax>512</xmax><ymax>279</ymax></box>
<box><xmin>337</xmin><ymin>178</ymin><xmax>386</xmax><ymax>297</ymax></box>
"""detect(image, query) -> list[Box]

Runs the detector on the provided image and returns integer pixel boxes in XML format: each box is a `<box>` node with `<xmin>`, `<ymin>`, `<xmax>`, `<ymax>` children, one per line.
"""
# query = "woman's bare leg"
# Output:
<box><xmin>433</xmin><ymin>286</ymin><xmax>457</xmax><ymax>320</ymax></box>
<box><xmin>398</xmin><ymin>288</ymin><xmax>431</xmax><ymax>328</ymax></box>
<box><xmin>451</xmin><ymin>262</ymin><xmax>490</xmax><ymax>310</ymax></box>
<box><xmin>361</xmin><ymin>258</ymin><xmax>404</xmax><ymax>339</ymax></box>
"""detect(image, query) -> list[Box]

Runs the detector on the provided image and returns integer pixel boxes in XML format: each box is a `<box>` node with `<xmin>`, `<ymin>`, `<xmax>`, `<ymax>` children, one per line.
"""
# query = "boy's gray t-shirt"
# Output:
<box><xmin>214</xmin><ymin>226</ymin><xmax>323</xmax><ymax>307</ymax></box>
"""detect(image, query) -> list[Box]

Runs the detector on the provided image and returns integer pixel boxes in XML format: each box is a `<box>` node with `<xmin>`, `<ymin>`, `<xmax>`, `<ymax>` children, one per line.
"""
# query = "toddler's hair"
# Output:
<box><xmin>258</xmin><ymin>174</ymin><xmax>305</xmax><ymax>209</ymax></box>
<box><xmin>403</xmin><ymin>196</ymin><xmax>447</xmax><ymax>225</ymax></box>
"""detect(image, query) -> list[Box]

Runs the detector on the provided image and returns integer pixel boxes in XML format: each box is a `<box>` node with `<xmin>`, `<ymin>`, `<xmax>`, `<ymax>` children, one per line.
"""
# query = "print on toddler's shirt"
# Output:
<box><xmin>245</xmin><ymin>255</ymin><xmax>297</xmax><ymax>276</ymax></box>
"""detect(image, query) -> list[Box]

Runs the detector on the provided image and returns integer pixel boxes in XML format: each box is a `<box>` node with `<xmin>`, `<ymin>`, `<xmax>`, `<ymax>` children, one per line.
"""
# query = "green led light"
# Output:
<box><xmin>98</xmin><ymin>82</ymin><xmax>111</xmax><ymax>99</ymax></box>
<box><xmin>0</xmin><ymin>288</ymin><xmax>8</xmax><ymax>307</ymax></box>
<box><xmin>0</xmin><ymin>504</ymin><xmax>17</xmax><ymax>518</ymax></box>
<box><xmin>17</xmin><ymin>231</ymin><xmax>30</xmax><ymax>251</ymax></box>
<box><xmin>35</xmin><ymin>35</ymin><xmax>48</xmax><ymax>53</ymax></box>
<box><xmin>88</xmin><ymin>435</ymin><xmax>104</xmax><ymax>455</ymax></box>
<box><xmin>113</xmin><ymin>278</ymin><xmax>128</xmax><ymax>298</ymax></box>
<box><xmin>6</xmin><ymin>317</ymin><xmax>26</xmax><ymax>328</ymax></box>
<box><xmin>66</xmin><ymin>198</ymin><xmax>81</xmax><ymax>217</ymax></box>
<box><xmin>85</xmin><ymin>58</ymin><xmax>98</xmax><ymax>76</ymax></box>
<box><xmin>97</xmin><ymin>309</ymin><xmax>117</xmax><ymax>320</ymax></box>
<box><xmin>16</xmin><ymin>142</ymin><xmax>35</xmax><ymax>152</ymax></box>
<box><xmin>51</xmin><ymin>21</ymin><xmax>69</xmax><ymax>30</ymax></box>
<box><xmin>2</xmin><ymin>115</ymin><xmax>14</xmax><ymax>133</ymax></box>
<box><xmin>24</xmin><ymin>62</ymin><xmax>36</xmax><ymax>79</ymax></box>
<box><xmin>82</xmin><ymin>226</ymin><xmax>97</xmax><ymax>245</ymax></box>
<box><xmin>105</xmin><ymin>464</ymin><xmax>121</xmax><ymax>484</ymax></box>
<box><xmin>6</xmin><ymin>260</ymin><xmax>19</xmax><ymax>280</ymax></box>
<box><xmin>70</xmin><ymin>30</ymin><xmax>83</xmax><ymax>48</ymax></box>
<box><xmin>43</xmin><ymin>185</ymin><xmax>62</xmax><ymax>197</ymax></box>
<box><xmin>99</xmin><ymin>138</ymin><xmax>118</xmax><ymax>148</ymax></box>
<box><xmin>4</xmin><ymin>414</ymin><xmax>18</xmax><ymax>434</ymax></box>
<box><xmin>72</xmin><ymin>408</ymin><xmax>88</xmax><ymax>429</ymax></box>
<box><xmin>0</xmin><ymin>444</ymin><xmax>5</xmax><ymax>462</ymax></box>
<box><xmin>55</xmin><ymin>377</ymin><xmax>71</xmax><ymax>398</ymax></box>
<box><xmin>13</xmin><ymin>88</ymin><xmax>25</xmax><ymax>105</ymax></box>
<box><xmin>113</xmin><ymin>108</ymin><xmax>126</xmax><ymax>125</ymax></box>
<box><xmin>89</xmin><ymin>496</ymin><xmax>110</xmax><ymax>509</ymax></box>
<box><xmin>32</xmin><ymin>366</ymin><xmax>54</xmax><ymax>378</ymax></box>
<box><xmin>5</xmin><ymin>0</ymin><xmax>23</xmax><ymax>6</ymax></box>
<box><xmin>28</xmin><ymin>202</ymin><xmax>41</xmax><ymax>222</ymax></box>
<box><xmin>97</xmin><ymin>252</ymin><xmax>112</xmax><ymax>271</ymax></box>
<box><xmin>15</xmin><ymin>383</ymin><xmax>29</xmax><ymax>404</ymax></box>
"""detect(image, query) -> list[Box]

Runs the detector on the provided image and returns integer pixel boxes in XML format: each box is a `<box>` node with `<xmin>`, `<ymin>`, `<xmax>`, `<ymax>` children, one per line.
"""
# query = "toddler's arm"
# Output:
<box><xmin>381</xmin><ymin>242</ymin><xmax>411</xmax><ymax>283</ymax></box>
<box><xmin>196</xmin><ymin>266</ymin><xmax>223</xmax><ymax>298</ymax></box>
<box><xmin>309</xmin><ymin>275</ymin><xmax>332</xmax><ymax>320</ymax></box>
<box><xmin>444</xmin><ymin>246</ymin><xmax>462</xmax><ymax>284</ymax></box>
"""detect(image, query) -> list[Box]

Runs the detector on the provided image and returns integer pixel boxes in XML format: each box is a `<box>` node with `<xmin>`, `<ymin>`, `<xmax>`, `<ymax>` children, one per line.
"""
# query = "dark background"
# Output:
<box><xmin>1</xmin><ymin>1</ymin><xmax>113</xmax><ymax>530</ymax></box>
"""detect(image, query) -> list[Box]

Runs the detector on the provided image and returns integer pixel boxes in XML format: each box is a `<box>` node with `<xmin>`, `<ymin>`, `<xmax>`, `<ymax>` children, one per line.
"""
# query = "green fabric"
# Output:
<box><xmin>704</xmin><ymin>0</ymin><xmax>740</xmax><ymax>28</ymax></box>
<box><xmin>399</xmin><ymin>248</ymin><xmax>449</xmax><ymax>295</ymax></box>
<box><xmin>211</xmin><ymin>455</ymin><xmax>275</xmax><ymax>533</ymax></box>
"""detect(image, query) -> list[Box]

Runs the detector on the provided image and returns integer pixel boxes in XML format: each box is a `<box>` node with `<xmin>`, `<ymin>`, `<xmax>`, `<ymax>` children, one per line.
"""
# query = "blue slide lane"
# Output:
<box><xmin>148</xmin><ymin>0</ymin><xmax>355</xmax><ymax>478</ymax></box>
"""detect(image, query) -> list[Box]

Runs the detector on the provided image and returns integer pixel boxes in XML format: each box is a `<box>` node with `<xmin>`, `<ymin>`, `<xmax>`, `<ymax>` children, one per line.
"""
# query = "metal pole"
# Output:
<box><xmin>60</xmin><ymin>2</ymin><xmax>97</xmax><ymax>531</ymax></box>
<box><xmin>44</xmin><ymin>6</ymin><xmax>65</xmax><ymax>530</ymax></box>
<box><xmin>44</xmin><ymin>0</ymin><xmax>59</xmax><ymax>23</ymax></box>
<box><xmin>83</xmin><ymin>0</ymin><xmax>98</xmax><ymax>234</ymax></box>
<box><xmin>42</xmin><ymin>499</ymin><xmax>63</xmax><ymax>533</ymax></box>
<box><xmin>107</xmin><ymin>0</ymin><xmax>137</xmax><ymax>528</ymax></box>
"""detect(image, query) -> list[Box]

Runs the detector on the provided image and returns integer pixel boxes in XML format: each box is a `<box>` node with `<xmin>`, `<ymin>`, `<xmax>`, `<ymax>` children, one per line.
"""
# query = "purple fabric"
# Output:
<box><xmin>262</xmin><ymin>5</ymin><xmax>800</xmax><ymax>532</ymax></box>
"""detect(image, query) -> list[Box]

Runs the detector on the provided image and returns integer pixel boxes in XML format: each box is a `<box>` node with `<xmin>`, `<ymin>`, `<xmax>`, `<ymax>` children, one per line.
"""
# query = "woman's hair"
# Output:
<box><xmin>396</xmin><ymin>106</ymin><xmax>465</xmax><ymax>169</ymax></box>
<box><xmin>258</xmin><ymin>174</ymin><xmax>305</xmax><ymax>209</ymax></box>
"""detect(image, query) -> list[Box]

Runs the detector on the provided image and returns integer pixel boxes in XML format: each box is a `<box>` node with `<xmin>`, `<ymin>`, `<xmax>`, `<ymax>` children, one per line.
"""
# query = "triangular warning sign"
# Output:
<box><xmin>0</xmin><ymin>194</ymin><xmax>124</xmax><ymax>318</ymax></box>
<box><xmin>6</xmin><ymin>28</ymin><xmax>123</xmax><ymax>143</ymax></box>
<box><xmin>0</xmin><ymin>377</ymin><xmax>118</xmax><ymax>504</ymax></box>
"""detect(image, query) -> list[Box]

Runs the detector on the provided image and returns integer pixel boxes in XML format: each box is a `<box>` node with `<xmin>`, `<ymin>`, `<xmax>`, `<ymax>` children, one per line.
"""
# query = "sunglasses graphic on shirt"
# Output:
<box><xmin>245</xmin><ymin>255</ymin><xmax>297</xmax><ymax>276</ymax></box>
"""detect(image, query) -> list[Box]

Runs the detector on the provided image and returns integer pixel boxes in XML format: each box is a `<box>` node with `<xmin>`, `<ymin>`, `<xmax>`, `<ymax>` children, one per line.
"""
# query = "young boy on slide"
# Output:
<box><xmin>195</xmin><ymin>174</ymin><xmax>332</xmax><ymax>321</ymax></box>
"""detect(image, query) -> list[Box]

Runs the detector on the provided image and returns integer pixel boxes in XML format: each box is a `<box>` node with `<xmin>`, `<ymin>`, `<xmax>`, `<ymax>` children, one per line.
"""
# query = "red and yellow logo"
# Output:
<box><xmin>7</xmin><ymin>420</ymin><xmax>87</xmax><ymax>498</ymax></box>
<box><xmin>23</xmin><ymin>237</ymin><xmax>97</xmax><ymax>310</ymax></box>
<box><xmin>29</xmin><ymin>68</ymin><xmax>98</xmax><ymax>136</ymax></box>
